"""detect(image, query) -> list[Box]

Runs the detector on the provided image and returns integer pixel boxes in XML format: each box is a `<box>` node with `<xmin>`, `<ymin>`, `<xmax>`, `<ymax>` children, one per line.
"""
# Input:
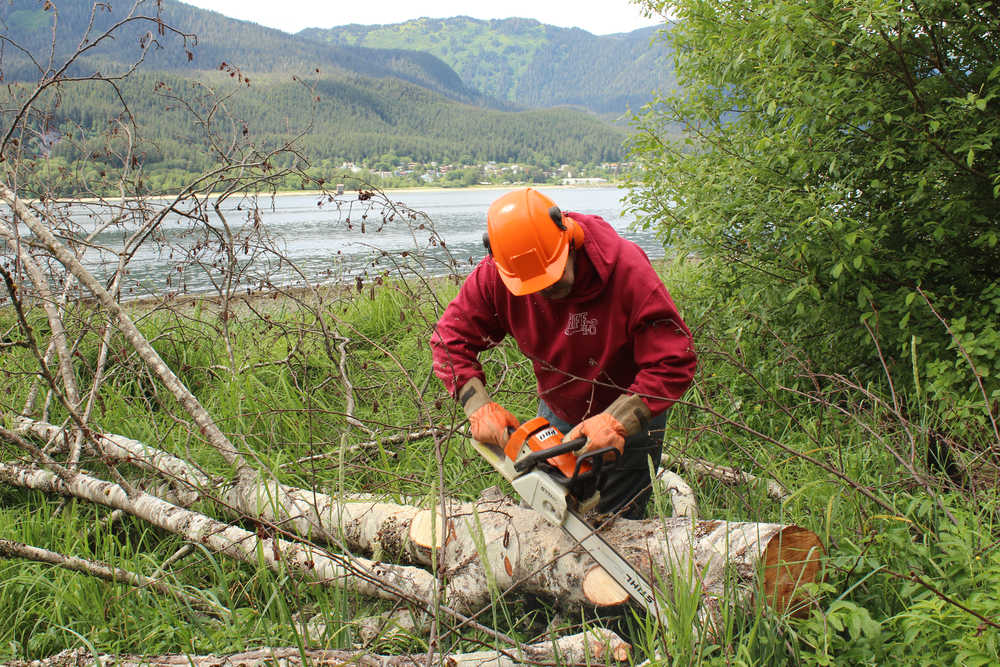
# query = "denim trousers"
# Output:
<box><xmin>537</xmin><ymin>400</ymin><xmax>666</xmax><ymax>520</ymax></box>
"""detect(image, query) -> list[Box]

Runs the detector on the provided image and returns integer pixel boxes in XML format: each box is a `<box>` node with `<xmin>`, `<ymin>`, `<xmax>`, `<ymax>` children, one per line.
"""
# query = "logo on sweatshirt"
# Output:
<box><xmin>565</xmin><ymin>312</ymin><xmax>597</xmax><ymax>336</ymax></box>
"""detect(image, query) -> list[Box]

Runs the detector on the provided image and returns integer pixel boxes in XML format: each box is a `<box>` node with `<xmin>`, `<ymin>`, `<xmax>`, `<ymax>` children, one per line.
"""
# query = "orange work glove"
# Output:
<box><xmin>565</xmin><ymin>394</ymin><xmax>653</xmax><ymax>462</ymax></box>
<box><xmin>459</xmin><ymin>377</ymin><xmax>519</xmax><ymax>447</ymax></box>
<box><xmin>565</xmin><ymin>413</ymin><xmax>626</xmax><ymax>461</ymax></box>
<box><xmin>469</xmin><ymin>401</ymin><xmax>520</xmax><ymax>447</ymax></box>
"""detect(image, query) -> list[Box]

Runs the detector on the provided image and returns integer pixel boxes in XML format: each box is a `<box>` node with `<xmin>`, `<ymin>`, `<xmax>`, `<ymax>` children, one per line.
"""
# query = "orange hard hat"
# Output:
<box><xmin>484</xmin><ymin>188</ymin><xmax>584</xmax><ymax>295</ymax></box>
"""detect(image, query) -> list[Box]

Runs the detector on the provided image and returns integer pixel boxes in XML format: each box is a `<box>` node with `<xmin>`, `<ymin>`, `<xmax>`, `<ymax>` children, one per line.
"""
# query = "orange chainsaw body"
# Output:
<box><xmin>504</xmin><ymin>416</ymin><xmax>591</xmax><ymax>480</ymax></box>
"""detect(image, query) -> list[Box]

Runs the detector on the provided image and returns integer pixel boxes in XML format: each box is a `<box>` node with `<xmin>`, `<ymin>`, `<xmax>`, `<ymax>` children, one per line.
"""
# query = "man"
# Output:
<box><xmin>431</xmin><ymin>188</ymin><xmax>696</xmax><ymax>519</ymax></box>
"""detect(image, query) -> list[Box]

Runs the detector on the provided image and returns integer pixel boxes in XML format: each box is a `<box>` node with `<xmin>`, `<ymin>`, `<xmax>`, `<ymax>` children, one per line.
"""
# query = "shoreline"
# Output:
<box><xmin>51</xmin><ymin>182</ymin><xmax>624</xmax><ymax>206</ymax></box>
<box><xmin>282</xmin><ymin>182</ymin><xmax>623</xmax><ymax>197</ymax></box>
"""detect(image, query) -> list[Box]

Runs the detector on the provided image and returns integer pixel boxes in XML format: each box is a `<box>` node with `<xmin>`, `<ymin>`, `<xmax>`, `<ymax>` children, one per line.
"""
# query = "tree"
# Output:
<box><xmin>0</xmin><ymin>3</ymin><xmax>822</xmax><ymax>662</ymax></box>
<box><xmin>627</xmin><ymin>0</ymin><xmax>1000</xmax><ymax>408</ymax></box>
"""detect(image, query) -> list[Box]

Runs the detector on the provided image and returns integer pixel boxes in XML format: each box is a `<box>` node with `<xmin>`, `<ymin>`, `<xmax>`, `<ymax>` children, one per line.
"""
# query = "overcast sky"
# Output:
<box><xmin>181</xmin><ymin>0</ymin><xmax>665</xmax><ymax>36</ymax></box>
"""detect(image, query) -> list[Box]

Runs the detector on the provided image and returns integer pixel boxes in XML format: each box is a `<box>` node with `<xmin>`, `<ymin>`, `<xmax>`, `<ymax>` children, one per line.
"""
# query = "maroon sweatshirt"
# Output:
<box><xmin>431</xmin><ymin>212</ymin><xmax>697</xmax><ymax>425</ymax></box>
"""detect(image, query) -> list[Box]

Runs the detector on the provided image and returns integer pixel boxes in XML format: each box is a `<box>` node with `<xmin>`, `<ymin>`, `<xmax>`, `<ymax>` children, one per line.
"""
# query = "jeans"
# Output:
<box><xmin>537</xmin><ymin>400</ymin><xmax>666</xmax><ymax>520</ymax></box>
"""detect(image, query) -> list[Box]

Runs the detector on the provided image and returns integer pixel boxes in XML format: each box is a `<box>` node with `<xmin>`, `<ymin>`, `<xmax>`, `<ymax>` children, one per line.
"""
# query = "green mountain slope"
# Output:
<box><xmin>0</xmin><ymin>0</ymin><xmax>490</xmax><ymax>106</ymax></box>
<box><xmin>16</xmin><ymin>68</ymin><xmax>626</xmax><ymax>195</ymax></box>
<box><xmin>2</xmin><ymin>0</ymin><xmax>634</xmax><ymax>196</ymax></box>
<box><xmin>300</xmin><ymin>17</ymin><xmax>676</xmax><ymax>115</ymax></box>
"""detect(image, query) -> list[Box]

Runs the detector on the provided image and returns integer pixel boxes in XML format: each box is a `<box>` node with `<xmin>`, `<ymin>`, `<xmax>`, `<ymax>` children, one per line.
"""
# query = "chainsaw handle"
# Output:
<box><xmin>513</xmin><ymin>437</ymin><xmax>587</xmax><ymax>472</ymax></box>
<box><xmin>572</xmin><ymin>446</ymin><xmax>620</xmax><ymax>479</ymax></box>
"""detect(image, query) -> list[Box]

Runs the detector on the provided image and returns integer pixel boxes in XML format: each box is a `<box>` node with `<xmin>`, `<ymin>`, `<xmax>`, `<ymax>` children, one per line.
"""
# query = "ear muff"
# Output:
<box><xmin>548</xmin><ymin>206</ymin><xmax>585</xmax><ymax>250</ymax></box>
<box><xmin>482</xmin><ymin>231</ymin><xmax>493</xmax><ymax>256</ymax></box>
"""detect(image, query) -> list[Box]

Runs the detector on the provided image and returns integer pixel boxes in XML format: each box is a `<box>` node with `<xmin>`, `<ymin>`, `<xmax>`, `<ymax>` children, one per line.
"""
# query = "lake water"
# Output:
<box><xmin>54</xmin><ymin>186</ymin><xmax>664</xmax><ymax>297</ymax></box>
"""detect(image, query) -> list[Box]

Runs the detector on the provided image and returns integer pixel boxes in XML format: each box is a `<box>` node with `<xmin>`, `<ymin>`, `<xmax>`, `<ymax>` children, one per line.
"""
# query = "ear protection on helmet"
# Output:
<box><xmin>547</xmin><ymin>206</ymin><xmax>585</xmax><ymax>250</ymax></box>
<box><xmin>483</xmin><ymin>207</ymin><xmax>585</xmax><ymax>257</ymax></box>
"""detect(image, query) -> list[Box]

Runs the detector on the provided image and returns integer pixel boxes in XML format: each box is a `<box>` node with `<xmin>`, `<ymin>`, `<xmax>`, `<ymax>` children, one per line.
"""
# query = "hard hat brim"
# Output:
<box><xmin>495</xmin><ymin>241</ymin><xmax>570</xmax><ymax>296</ymax></box>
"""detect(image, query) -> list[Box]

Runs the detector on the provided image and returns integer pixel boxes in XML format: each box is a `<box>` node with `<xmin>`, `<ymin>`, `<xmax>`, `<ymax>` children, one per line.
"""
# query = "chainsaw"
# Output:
<box><xmin>469</xmin><ymin>415</ymin><xmax>666</xmax><ymax>623</ymax></box>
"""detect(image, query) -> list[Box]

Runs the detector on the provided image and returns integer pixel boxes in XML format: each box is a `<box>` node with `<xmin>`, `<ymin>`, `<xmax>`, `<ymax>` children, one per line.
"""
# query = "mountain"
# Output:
<box><xmin>300</xmin><ymin>17</ymin><xmax>675</xmax><ymax>115</ymax></box>
<box><xmin>0</xmin><ymin>0</ymin><xmax>489</xmax><ymax>106</ymax></box>
<box><xmin>1</xmin><ymin>1</ymin><xmax>630</xmax><ymax>196</ymax></box>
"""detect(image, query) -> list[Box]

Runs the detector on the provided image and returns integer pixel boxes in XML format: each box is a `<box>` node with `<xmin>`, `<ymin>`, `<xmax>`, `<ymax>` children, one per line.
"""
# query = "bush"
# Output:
<box><xmin>627</xmin><ymin>0</ymin><xmax>1000</xmax><ymax>413</ymax></box>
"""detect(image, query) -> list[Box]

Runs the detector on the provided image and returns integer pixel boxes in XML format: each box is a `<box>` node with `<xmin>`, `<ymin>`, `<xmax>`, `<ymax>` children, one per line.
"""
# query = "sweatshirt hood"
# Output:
<box><xmin>559</xmin><ymin>212</ymin><xmax>622</xmax><ymax>303</ymax></box>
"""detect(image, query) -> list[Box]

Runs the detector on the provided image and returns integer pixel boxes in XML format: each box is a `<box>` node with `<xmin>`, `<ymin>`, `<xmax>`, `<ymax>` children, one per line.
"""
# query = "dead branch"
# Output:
<box><xmin>655</xmin><ymin>469</ymin><xmax>698</xmax><ymax>520</ymax></box>
<box><xmin>1</xmin><ymin>184</ymin><xmax>252</xmax><ymax>476</ymax></box>
<box><xmin>663</xmin><ymin>453</ymin><xmax>790</xmax><ymax>502</ymax></box>
<box><xmin>0</xmin><ymin>538</ymin><xmax>227</xmax><ymax>617</ymax></box>
<box><xmin>6</xmin><ymin>629</ymin><xmax>632</xmax><ymax>667</ymax></box>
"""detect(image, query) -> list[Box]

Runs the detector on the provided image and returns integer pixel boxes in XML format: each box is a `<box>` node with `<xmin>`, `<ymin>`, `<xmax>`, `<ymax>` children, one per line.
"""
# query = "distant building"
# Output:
<box><xmin>561</xmin><ymin>177</ymin><xmax>608</xmax><ymax>185</ymax></box>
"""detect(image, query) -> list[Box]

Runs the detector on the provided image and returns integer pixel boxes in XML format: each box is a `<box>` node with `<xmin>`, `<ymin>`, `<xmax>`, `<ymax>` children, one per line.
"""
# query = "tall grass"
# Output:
<box><xmin>1</xmin><ymin>258</ymin><xmax>998</xmax><ymax>664</ymax></box>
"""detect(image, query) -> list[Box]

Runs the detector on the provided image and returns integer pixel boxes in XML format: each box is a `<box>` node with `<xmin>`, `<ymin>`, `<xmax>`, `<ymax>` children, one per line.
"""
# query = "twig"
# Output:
<box><xmin>663</xmin><ymin>454</ymin><xmax>790</xmax><ymax>502</ymax></box>
<box><xmin>882</xmin><ymin>566</ymin><xmax>1000</xmax><ymax>631</ymax></box>
<box><xmin>278</xmin><ymin>428</ymin><xmax>455</xmax><ymax>469</ymax></box>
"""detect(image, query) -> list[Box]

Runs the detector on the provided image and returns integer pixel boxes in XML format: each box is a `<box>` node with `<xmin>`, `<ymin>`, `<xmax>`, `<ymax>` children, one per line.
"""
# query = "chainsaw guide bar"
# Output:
<box><xmin>470</xmin><ymin>426</ymin><xmax>669</xmax><ymax>626</ymax></box>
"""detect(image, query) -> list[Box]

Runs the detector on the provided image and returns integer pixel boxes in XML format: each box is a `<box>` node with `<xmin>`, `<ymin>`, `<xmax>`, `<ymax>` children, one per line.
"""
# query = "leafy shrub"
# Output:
<box><xmin>627</xmin><ymin>0</ymin><xmax>1000</xmax><ymax>414</ymax></box>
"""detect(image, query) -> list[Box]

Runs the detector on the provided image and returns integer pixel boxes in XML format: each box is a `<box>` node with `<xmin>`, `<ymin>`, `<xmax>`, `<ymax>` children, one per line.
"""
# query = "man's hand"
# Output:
<box><xmin>459</xmin><ymin>377</ymin><xmax>518</xmax><ymax>446</ymax></box>
<box><xmin>469</xmin><ymin>402</ymin><xmax>519</xmax><ymax>447</ymax></box>
<box><xmin>565</xmin><ymin>413</ymin><xmax>626</xmax><ymax>461</ymax></box>
<box><xmin>564</xmin><ymin>394</ymin><xmax>653</xmax><ymax>462</ymax></box>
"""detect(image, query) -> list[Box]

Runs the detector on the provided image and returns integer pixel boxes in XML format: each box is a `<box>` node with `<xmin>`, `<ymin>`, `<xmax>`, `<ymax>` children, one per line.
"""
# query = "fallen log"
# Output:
<box><xmin>664</xmin><ymin>454</ymin><xmax>789</xmax><ymax>502</ymax></box>
<box><xmin>0</xmin><ymin>461</ymin><xmax>441</xmax><ymax>609</ymax></box>
<box><xmin>4</xmin><ymin>629</ymin><xmax>632</xmax><ymax>667</ymax></box>
<box><xmin>407</xmin><ymin>493</ymin><xmax>822</xmax><ymax>615</ymax></box>
<box><xmin>6</xmin><ymin>420</ymin><xmax>824</xmax><ymax>617</ymax></box>
<box><xmin>233</xmin><ymin>478</ymin><xmax>823</xmax><ymax>615</ymax></box>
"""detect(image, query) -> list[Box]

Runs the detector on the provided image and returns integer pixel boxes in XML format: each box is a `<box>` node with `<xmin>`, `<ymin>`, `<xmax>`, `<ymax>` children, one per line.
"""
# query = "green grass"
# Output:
<box><xmin>1</xmin><ymin>259</ymin><xmax>998</xmax><ymax>664</ymax></box>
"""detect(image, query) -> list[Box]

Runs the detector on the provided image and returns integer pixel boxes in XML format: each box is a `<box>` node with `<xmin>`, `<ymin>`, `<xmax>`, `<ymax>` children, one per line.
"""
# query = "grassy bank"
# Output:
<box><xmin>1</xmin><ymin>258</ymin><xmax>998</xmax><ymax>664</ymax></box>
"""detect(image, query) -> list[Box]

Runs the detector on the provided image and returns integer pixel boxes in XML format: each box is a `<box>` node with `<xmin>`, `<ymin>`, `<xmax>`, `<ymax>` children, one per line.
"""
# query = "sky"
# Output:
<box><xmin>181</xmin><ymin>0</ymin><xmax>665</xmax><ymax>36</ymax></box>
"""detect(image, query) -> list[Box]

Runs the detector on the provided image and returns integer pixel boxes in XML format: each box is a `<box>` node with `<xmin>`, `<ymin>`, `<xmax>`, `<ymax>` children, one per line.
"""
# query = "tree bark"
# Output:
<box><xmin>6</xmin><ymin>629</ymin><xmax>631</xmax><ymax>667</ymax></box>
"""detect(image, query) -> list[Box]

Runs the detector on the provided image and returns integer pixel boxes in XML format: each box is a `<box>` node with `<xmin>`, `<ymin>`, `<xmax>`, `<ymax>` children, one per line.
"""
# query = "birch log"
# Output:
<box><xmin>0</xmin><ymin>462</ymin><xmax>441</xmax><ymax>608</ymax></box>
<box><xmin>5</xmin><ymin>414</ymin><xmax>823</xmax><ymax>616</ymax></box>
<box><xmin>9</xmin><ymin>630</ymin><xmax>631</xmax><ymax>667</ymax></box>
<box><xmin>665</xmin><ymin>454</ymin><xmax>790</xmax><ymax>502</ymax></box>
<box><xmin>231</xmin><ymin>478</ymin><xmax>822</xmax><ymax>614</ymax></box>
<box><xmin>14</xmin><ymin>416</ymin><xmax>213</xmax><ymax>494</ymax></box>
<box><xmin>655</xmin><ymin>469</ymin><xmax>699</xmax><ymax>520</ymax></box>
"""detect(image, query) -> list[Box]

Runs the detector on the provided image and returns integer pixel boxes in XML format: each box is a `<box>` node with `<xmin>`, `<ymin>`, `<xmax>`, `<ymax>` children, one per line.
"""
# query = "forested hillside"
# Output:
<box><xmin>1</xmin><ymin>0</ymin><xmax>632</xmax><ymax>196</ymax></box>
<box><xmin>16</xmin><ymin>69</ymin><xmax>625</xmax><ymax>196</ymax></box>
<box><xmin>0</xmin><ymin>0</ymin><xmax>487</xmax><ymax>106</ymax></box>
<box><xmin>302</xmin><ymin>17</ymin><xmax>676</xmax><ymax>115</ymax></box>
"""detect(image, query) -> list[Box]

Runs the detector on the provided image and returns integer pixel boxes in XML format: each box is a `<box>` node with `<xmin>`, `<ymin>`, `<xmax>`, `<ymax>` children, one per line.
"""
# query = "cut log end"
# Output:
<box><xmin>582</xmin><ymin>565</ymin><xmax>630</xmax><ymax>607</ymax></box>
<box><xmin>409</xmin><ymin>509</ymin><xmax>450</xmax><ymax>551</ymax></box>
<box><xmin>761</xmin><ymin>526</ymin><xmax>824</xmax><ymax>616</ymax></box>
